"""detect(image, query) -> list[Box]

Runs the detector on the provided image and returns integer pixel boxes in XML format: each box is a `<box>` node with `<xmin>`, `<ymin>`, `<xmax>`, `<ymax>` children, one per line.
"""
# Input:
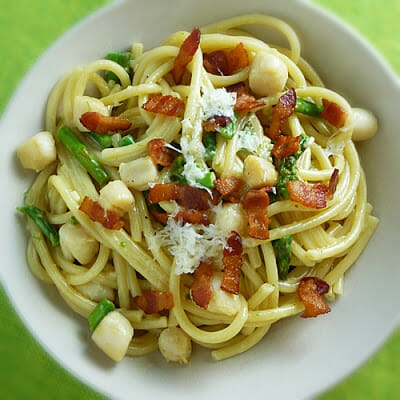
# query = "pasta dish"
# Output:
<box><xmin>16</xmin><ymin>14</ymin><xmax>378</xmax><ymax>363</ymax></box>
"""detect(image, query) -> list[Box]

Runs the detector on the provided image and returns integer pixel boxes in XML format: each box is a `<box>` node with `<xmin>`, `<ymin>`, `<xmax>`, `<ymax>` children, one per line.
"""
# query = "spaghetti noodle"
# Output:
<box><xmin>17</xmin><ymin>14</ymin><xmax>378</xmax><ymax>363</ymax></box>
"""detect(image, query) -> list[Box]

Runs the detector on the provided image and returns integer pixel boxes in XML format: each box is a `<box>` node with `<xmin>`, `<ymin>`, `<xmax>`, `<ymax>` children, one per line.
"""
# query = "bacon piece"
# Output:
<box><xmin>150</xmin><ymin>210</ymin><xmax>169</xmax><ymax>225</ymax></box>
<box><xmin>227</xmin><ymin>82</ymin><xmax>265</xmax><ymax>112</ymax></box>
<box><xmin>148</xmin><ymin>183</ymin><xmax>218</xmax><ymax>211</ymax></box>
<box><xmin>227</xmin><ymin>43</ymin><xmax>249</xmax><ymax>75</ymax></box>
<box><xmin>327</xmin><ymin>168</ymin><xmax>339</xmax><ymax>200</ymax></box>
<box><xmin>203</xmin><ymin>43</ymin><xmax>249</xmax><ymax>76</ymax></box>
<box><xmin>79</xmin><ymin>196</ymin><xmax>124</xmax><ymax>230</ymax></box>
<box><xmin>320</xmin><ymin>99</ymin><xmax>348</xmax><ymax>128</ymax></box>
<box><xmin>221</xmin><ymin>231</ymin><xmax>243</xmax><ymax>295</ymax></box>
<box><xmin>298</xmin><ymin>277</ymin><xmax>330</xmax><ymax>318</ymax></box>
<box><xmin>142</xmin><ymin>94</ymin><xmax>185</xmax><ymax>117</ymax></box>
<box><xmin>134</xmin><ymin>290</ymin><xmax>174</xmax><ymax>314</ymax></box>
<box><xmin>174</xmin><ymin>210</ymin><xmax>210</xmax><ymax>226</ymax></box>
<box><xmin>152</xmin><ymin>209</ymin><xmax>210</xmax><ymax>226</ymax></box>
<box><xmin>191</xmin><ymin>262</ymin><xmax>213</xmax><ymax>308</ymax></box>
<box><xmin>80</xmin><ymin>112</ymin><xmax>131</xmax><ymax>135</ymax></box>
<box><xmin>242</xmin><ymin>188</ymin><xmax>271</xmax><ymax>240</ymax></box>
<box><xmin>203</xmin><ymin>50</ymin><xmax>229</xmax><ymax>76</ymax></box>
<box><xmin>272</xmin><ymin>135</ymin><xmax>301</xmax><ymax>158</ymax></box>
<box><xmin>148</xmin><ymin>183</ymin><xmax>182</xmax><ymax>204</ymax></box>
<box><xmin>266</xmin><ymin>88</ymin><xmax>297</xmax><ymax>140</ymax></box>
<box><xmin>147</xmin><ymin>138</ymin><xmax>175</xmax><ymax>167</ymax></box>
<box><xmin>180</xmin><ymin>185</ymin><xmax>216</xmax><ymax>211</ymax></box>
<box><xmin>214</xmin><ymin>176</ymin><xmax>244</xmax><ymax>203</ymax></box>
<box><xmin>172</xmin><ymin>27</ymin><xmax>201</xmax><ymax>84</ymax></box>
<box><xmin>287</xmin><ymin>180</ymin><xmax>327</xmax><ymax>209</ymax></box>
<box><xmin>203</xmin><ymin>115</ymin><xmax>232</xmax><ymax>133</ymax></box>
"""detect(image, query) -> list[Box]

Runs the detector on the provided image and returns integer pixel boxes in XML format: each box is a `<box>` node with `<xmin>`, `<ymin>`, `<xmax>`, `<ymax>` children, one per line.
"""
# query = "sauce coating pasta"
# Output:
<box><xmin>17</xmin><ymin>14</ymin><xmax>378</xmax><ymax>363</ymax></box>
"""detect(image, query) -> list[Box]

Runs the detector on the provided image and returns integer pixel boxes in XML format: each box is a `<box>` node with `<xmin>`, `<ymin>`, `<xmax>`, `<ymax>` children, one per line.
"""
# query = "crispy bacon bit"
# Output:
<box><xmin>191</xmin><ymin>262</ymin><xmax>213</xmax><ymax>308</ymax></box>
<box><xmin>147</xmin><ymin>138</ymin><xmax>175</xmax><ymax>167</ymax></box>
<box><xmin>180</xmin><ymin>185</ymin><xmax>216</xmax><ymax>211</ymax></box>
<box><xmin>148</xmin><ymin>183</ymin><xmax>218</xmax><ymax>211</ymax></box>
<box><xmin>287</xmin><ymin>180</ymin><xmax>327</xmax><ymax>209</ymax></box>
<box><xmin>134</xmin><ymin>290</ymin><xmax>174</xmax><ymax>314</ymax></box>
<box><xmin>142</xmin><ymin>94</ymin><xmax>185</xmax><ymax>117</ymax></box>
<box><xmin>320</xmin><ymin>99</ymin><xmax>348</xmax><ymax>128</ymax></box>
<box><xmin>298</xmin><ymin>277</ymin><xmax>330</xmax><ymax>318</ymax></box>
<box><xmin>227</xmin><ymin>43</ymin><xmax>250</xmax><ymax>75</ymax></box>
<box><xmin>203</xmin><ymin>50</ymin><xmax>229</xmax><ymax>76</ymax></box>
<box><xmin>148</xmin><ymin>183</ymin><xmax>182</xmax><ymax>204</ymax></box>
<box><xmin>79</xmin><ymin>196</ymin><xmax>124</xmax><ymax>230</ymax></box>
<box><xmin>152</xmin><ymin>209</ymin><xmax>210</xmax><ymax>226</ymax></box>
<box><xmin>327</xmin><ymin>168</ymin><xmax>339</xmax><ymax>200</ymax></box>
<box><xmin>80</xmin><ymin>112</ymin><xmax>131</xmax><ymax>135</ymax></box>
<box><xmin>242</xmin><ymin>188</ymin><xmax>271</xmax><ymax>240</ymax></box>
<box><xmin>174</xmin><ymin>210</ymin><xmax>210</xmax><ymax>226</ymax></box>
<box><xmin>272</xmin><ymin>135</ymin><xmax>301</xmax><ymax>158</ymax></box>
<box><xmin>227</xmin><ymin>82</ymin><xmax>265</xmax><ymax>112</ymax></box>
<box><xmin>221</xmin><ymin>231</ymin><xmax>243</xmax><ymax>295</ymax></box>
<box><xmin>214</xmin><ymin>176</ymin><xmax>244</xmax><ymax>203</ymax></box>
<box><xmin>172</xmin><ymin>27</ymin><xmax>201</xmax><ymax>84</ymax></box>
<box><xmin>266</xmin><ymin>88</ymin><xmax>297</xmax><ymax>140</ymax></box>
<box><xmin>203</xmin><ymin>43</ymin><xmax>249</xmax><ymax>76</ymax></box>
<box><xmin>150</xmin><ymin>210</ymin><xmax>169</xmax><ymax>225</ymax></box>
<box><xmin>203</xmin><ymin>115</ymin><xmax>232</xmax><ymax>133</ymax></box>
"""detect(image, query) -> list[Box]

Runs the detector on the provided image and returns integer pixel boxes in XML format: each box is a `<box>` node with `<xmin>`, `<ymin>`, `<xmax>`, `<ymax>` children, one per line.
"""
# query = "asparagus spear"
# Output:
<box><xmin>197</xmin><ymin>172</ymin><xmax>215</xmax><ymax>189</ymax></box>
<box><xmin>105</xmin><ymin>52</ymin><xmax>131</xmax><ymax>83</ymax></box>
<box><xmin>204</xmin><ymin>132</ymin><xmax>217</xmax><ymax>161</ymax></box>
<box><xmin>58</xmin><ymin>125</ymin><xmax>110</xmax><ymax>186</ymax></box>
<box><xmin>218</xmin><ymin>116</ymin><xmax>237</xmax><ymax>139</ymax></box>
<box><xmin>88</xmin><ymin>298</ymin><xmax>115</xmax><ymax>331</ymax></box>
<box><xmin>295</xmin><ymin>98</ymin><xmax>323</xmax><ymax>117</ymax></box>
<box><xmin>89</xmin><ymin>131</ymin><xmax>113</xmax><ymax>148</ymax></box>
<box><xmin>117</xmin><ymin>135</ymin><xmax>135</xmax><ymax>147</ymax></box>
<box><xmin>170</xmin><ymin>156</ymin><xmax>187</xmax><ymax>185</ymax></box>
<box><xmin>17</xmin><ymin>205</ymin><xmax>59</xmax><ymax>247</ymax></box>
<box><xmin>272</xmin><ymin>236</ymin><xmax>293</xmax><ymax>280</ymax></box>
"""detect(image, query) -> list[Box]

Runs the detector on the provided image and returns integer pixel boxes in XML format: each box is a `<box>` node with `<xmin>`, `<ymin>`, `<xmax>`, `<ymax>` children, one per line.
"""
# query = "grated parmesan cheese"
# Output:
<box><xmin>238</xmin><ymin>120</ymin><xmax>273</xmax><ymax>160</ymax></box>
<box><xmin>151</xmin><ymin>218</ymin><xmax>227</xmax><ymax>274</ymax></box>
<box><xmin>182</xmin><ymin>155</ymin><xmax>206</xmax><ymax>187</ymax></box>
<box><xmin>200</xmin><ymin>87</ymin><xmax>236</xmax><ymax>121</ymax></box>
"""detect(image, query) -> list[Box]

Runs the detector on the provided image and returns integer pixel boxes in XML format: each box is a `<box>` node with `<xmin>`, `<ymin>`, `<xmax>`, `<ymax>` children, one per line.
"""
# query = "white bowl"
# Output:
<box><xmin>1</xmin><ymin>0</ymin><xmax>399</xmax><ymax>399</ymax></box>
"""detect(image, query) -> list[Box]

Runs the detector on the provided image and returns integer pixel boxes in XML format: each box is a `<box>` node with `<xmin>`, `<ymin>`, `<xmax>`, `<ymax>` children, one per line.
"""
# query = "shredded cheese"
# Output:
<box><xmin>152</xmin><ymin>218</ymin><xmax>227</xmax><ymax>274</ymax></box>
<box><xmin>238</xmin><ymin>120</ymin><xmax>273</xmax><ymax>160</ymax></box>
<box><xmin>182</xmin><ymin>155</ymin><xmax>206</xmax><ymax>186</ymax></box>
<box><xmin>200</xmin><ymin>87</ymin><xmax>236</xmax><ymax>121</ymax></box>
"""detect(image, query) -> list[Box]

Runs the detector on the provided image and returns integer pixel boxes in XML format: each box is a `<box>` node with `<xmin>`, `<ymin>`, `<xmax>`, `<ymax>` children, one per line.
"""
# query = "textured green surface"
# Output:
<box><xmin>0</xmin><ymin>1</ymin><xmax>399</xmax><ymax>399</ymax></box>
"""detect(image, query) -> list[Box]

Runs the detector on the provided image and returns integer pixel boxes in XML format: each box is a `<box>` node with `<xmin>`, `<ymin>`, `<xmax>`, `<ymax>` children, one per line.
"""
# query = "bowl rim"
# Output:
<box><xmin>1</xmin><ymin>1</ymin><xmax>399</xmax><ymax>399</ymax></box>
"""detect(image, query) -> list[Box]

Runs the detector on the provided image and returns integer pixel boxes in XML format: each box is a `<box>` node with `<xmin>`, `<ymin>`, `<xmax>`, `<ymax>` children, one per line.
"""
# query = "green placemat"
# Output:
<box><xmin>0</xmin><ymin>1</ymin><xmax>399</xmax><ymax>399</ymax></box>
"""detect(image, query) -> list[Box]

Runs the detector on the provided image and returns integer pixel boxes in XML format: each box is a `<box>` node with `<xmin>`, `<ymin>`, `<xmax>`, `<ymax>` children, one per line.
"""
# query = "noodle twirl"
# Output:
<box><xmin>16</xmin><ymin>14</ymin><xmax>378</xmax><ymax>363</ymax></box>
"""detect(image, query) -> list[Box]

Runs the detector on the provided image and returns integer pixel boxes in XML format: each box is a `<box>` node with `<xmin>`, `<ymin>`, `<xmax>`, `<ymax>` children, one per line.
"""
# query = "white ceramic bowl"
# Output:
<box><xmin>1</xmin><ymin>0</ymin><xmax>399</xmax><ymax>399</ymax></box>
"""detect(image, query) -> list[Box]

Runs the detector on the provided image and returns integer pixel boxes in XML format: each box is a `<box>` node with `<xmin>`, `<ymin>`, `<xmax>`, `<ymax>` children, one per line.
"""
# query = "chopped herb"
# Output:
<box><xmin>272</xmin><ymin>236</ymin><xmax>293</xmax><ymax>280</ymax></box>
<box><xmin>70</xmin><ymin>216</ymin><xmax>78</xmax><ymax>225</ymax></box>
<box><xmin>120</xmin><ymin>241</ymin><xmax>127</xmax><ymax>248</ymax></box>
